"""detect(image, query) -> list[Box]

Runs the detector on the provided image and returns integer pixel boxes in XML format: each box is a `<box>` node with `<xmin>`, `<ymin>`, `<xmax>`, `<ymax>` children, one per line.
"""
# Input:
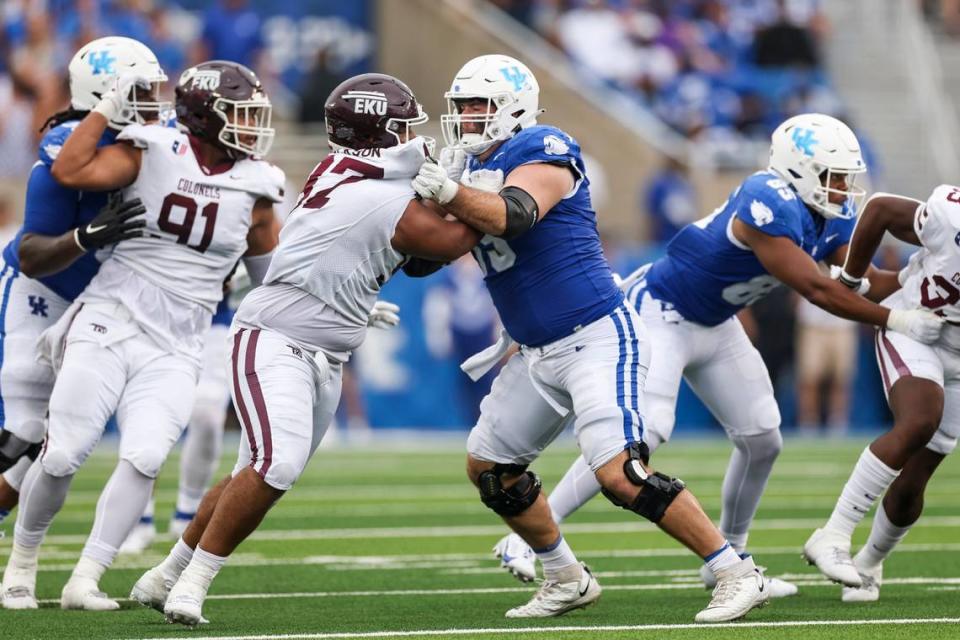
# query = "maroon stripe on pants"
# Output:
<box><xmin>880</xmin><ymin>329</ymin><xmax>913</xmax><ymax>378</ymax></box>
<box><xmin>232</xmin><ymin>329</ymin><xmax>258</xmax><ymax>467</ymax></box>
<box><xmin>875</xmin><ymin>330</ymin><xmax>892</xmax><ymax>394</ymax></box>
<box><xmin>244</xmin><ymin>329</ymin><xmax>274</xmax><ymax>479</ymax></box>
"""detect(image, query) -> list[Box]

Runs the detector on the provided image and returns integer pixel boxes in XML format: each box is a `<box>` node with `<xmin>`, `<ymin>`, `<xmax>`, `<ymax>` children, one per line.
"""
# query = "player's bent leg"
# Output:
<box><xmin>807</xmin><ymin>373</ymin><xmax>943</xmax><ymax>587</ymax></box>
<box><xmin>595</xmin><ymin>444</ymin><xmax>768</xmax><ymax>623</ymax></box>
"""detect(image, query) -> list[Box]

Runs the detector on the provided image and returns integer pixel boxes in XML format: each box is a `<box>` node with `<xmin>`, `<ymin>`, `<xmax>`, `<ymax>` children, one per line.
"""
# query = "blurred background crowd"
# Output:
<box><xmin>0</xmin><ymin>0</ymin><xmax>955</xmax><ymax>436</ymax></box>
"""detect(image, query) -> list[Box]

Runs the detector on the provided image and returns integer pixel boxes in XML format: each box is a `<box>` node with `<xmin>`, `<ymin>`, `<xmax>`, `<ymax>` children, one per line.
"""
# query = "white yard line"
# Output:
<box><xmin>129</xmin><ymin>617</ymin><xmax>960</xmax><ymax>640</ymax></box>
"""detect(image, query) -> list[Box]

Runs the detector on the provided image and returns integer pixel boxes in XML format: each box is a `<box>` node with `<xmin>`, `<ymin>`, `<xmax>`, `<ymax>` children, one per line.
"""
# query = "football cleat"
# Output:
<box><xmin>60</xmin><ymin>576</ymin><xmax>120</xmax><ymax>611</ymax></box>
<box><xmin>695</xmin><ymin>556</ymin><xmax>769</xmax><ymax>623</ymax></box>
<box><xmin>700</xmin><ymin>559</ymin><xmax>798</xmax><ymax>598</ymax></box>
<box><xmin>1</xmin><ymin>564</ymin><xmax>38</xmax><ymax>610</ymax></box>
<box><xmin>164</xmin><ymin>577</ymin><xmax>209</xmax><ymax>626</ymax></box>
<box><xmin>493</xmin><ymin>533</ymin><xmax>537</xmax><ymax>583</ymax></box>
<box><xmin>504</xmin><ymin>562</ymin><xmax>600</xmax><ymax>618</ymax></box>
<box><xmin>841</xmin><ymin>551</ymin><xmax>882</xmax><ymax>603</ymax></box>
<box><xmin>130</xmin><ymin>565</ymin><xmax>174</xmax><ymax>612</ymax></box>
<box><xmin>803</xmin><ymin>527</ymin><xmax>862</xmax><ymax>587</ymax></box>
<box><xmin>119</xmin><ymin>521</ymin><xmax>157</xmax><ymax>554</ymax></box>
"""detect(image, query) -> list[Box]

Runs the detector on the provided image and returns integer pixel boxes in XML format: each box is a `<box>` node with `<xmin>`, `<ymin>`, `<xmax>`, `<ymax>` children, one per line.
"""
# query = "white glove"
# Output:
<box><xmin>830</xmin><ymin>265</ymin><xmax>871</xmax><ymax>296</ymax></box>
<box><xmin>886</xmin><ymin>308</ymin><xmax>945</xmax><ymax>344</ymax></box>
<box><xmin>438</xmin><ymin>147</ymin><xmax>467</xmax><ymax>182</ymax></box>
<box><xmin>412</xmin><ymin>161</ymin><xmax>459</xmax><ymax>204</ymax></box>
<box><xmin>93</xmin><ymin>73</ymin><xmax>150</xmax><ymax>124</ymax></box>
<box><xmin>367</xmin><ymin>301</ymin><xmax>401</xmax><ymax>330</ymax></box>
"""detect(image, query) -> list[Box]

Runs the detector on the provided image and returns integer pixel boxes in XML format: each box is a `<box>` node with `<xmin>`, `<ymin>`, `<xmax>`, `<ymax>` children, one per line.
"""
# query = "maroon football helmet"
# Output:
<box><xmin>175</xmin><ymin>60</ymin><xmax>274</xmax><ymax>158</ymax></box>
<box><xmin>324</xmin><ymin>73</ymin><xmax>428</xmax><ymax>150</ymax></box>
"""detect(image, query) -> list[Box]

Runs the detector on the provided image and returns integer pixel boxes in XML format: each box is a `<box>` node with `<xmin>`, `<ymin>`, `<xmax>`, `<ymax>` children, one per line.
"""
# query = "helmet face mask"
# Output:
<box><xmin>440</xmin><ymin>55</ymin><xmax>542</xmax><ymax>156</ymax></box>
<box><xmin>213</xmin><ymin>94</ymin><xmax>274</xmax><ymax>158</ymax></box>
<box><xmin>768</xmin><ymin>113</ymin><xmax>867</xmax><ymax>220</ymax></box>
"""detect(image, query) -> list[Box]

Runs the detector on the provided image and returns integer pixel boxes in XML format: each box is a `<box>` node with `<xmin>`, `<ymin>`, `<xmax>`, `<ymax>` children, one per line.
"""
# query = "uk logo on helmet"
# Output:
<box><xmin>344</xmin><ymin>91</ymin><xmax>388</xmax><ymax>115</ymax></box>
<box><xmin>499</xmin><ymin>66</ymin><xmax>527</xmax><ymax>92</ymax></box>
<box><xmin>791</xmin><ymin>127</ymin><xmax>818</xmax><ymax>157</ymax></box>
<box><xmin>88</xmin><ymin>51</ymin><xmax>116</xmax><ymax>76</ymax></box>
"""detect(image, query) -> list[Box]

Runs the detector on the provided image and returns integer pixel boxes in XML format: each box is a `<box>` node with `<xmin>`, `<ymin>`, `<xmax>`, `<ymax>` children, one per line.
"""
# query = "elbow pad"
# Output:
<box><xmin>498</xmin><ymin>186</ymin><xmax>539</xmax><ymax>240</ymax></box>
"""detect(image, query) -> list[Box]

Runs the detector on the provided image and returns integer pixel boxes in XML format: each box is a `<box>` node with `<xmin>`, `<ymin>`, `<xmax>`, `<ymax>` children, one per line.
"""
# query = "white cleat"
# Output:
<box><xmin>130</xmin><ymin>566</ymin><xmax>173</xmax><ymax>612</ymax></box>
<box><xmin>0</xmin><ymin>556</ymin><xmax>37</xmax><ymax>609</ymax></box>
<box><xmin>493</xmin><ymin>533</ymin><xmax>537</xmax><ymax>583</ymax></box>
<box><xmin>504</xmin><ymin>562</ymin><xmax>601</xmax><ymax>618</ymax></box>
<box><xmin>694</xmin><ymin>556</ymin><xmax>769</xmax><ymax>623</ymax></box>
<box><xmin>700</xmin><ymin>560</ymin><xmax>798</xmax><ymax>598</ymax></box>
<box><xmin>164</xmin><ymin>577</ymin><xmax>209</xmax><ymax>626</ymax></box>
<box><xmin>841</xmin><ymin>553</ymin><xmax>882</xmax><ymax>603</ymax></box>
<box><xmin>1</xmin><ymin>564</ymin><xmax>38</xmax><ymax>610</ymax></box>
<box><xmin>60</xmin><ymin>577</ymin><xmax>120</xmax><ymax>611</ymax></box>
<box><xmin>119</xmin><ymin>521</ymin><xmax>157</xmax><ymax>555</ymax></box>
<box><xmin>803</xmin><ymin>528</ymin><xmax>862</xmax><ymax>587</ymax></box>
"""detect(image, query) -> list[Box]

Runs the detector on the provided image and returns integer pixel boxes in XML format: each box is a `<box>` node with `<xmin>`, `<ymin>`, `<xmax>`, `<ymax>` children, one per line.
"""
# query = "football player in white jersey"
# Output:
<box><xmin>805</xmin><ymin>186</ymin><xmax>960</xmax><ymax>600</ymax></box>
<box><xmin>131</xmin><ymin>73</ymin><xmax>481</xmax><ymax>626</ymax></box>
<box><xmin>0</xmin><ymin>60</ymin><xmax>283</xmax><ymax>611</ymax></box>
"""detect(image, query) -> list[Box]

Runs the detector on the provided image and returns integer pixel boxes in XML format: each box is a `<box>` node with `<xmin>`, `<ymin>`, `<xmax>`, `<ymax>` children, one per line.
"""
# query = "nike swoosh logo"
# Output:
<box><xmin>575</xmin><ymin>345</ymin><xmax>585</xmax><ymax>352</ymax></box>
<box><xmin>86</xmin><ymin>223</ymin><xmax>108</xmax><ymax>234</ymax></box>
<box><xmin>578</xmin><ymin>583</ymin><xmax>589</xmax><ymax>597</ymax></box>
<box><xmin>826</xmin><ymin>234</ymin><xmax>839</xmax><ymax>243</ymax></box>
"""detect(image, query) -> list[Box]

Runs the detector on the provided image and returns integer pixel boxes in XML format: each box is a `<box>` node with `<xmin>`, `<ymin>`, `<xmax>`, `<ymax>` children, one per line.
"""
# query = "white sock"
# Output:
<box><xmin>8</xmin><ymin>541</ymin><xmax>39</xmax><ymax>569</ymax></box>
<box><xmin>533</xmin><ymin>535</ymin><xmax>579</xmax><ymax>580</ymax></box>
<box><xmin>14</xmin><ymin>463</ymin><xmax>73</xmax><ymax>549</ymax></box>
<box><xmin>720</xmin><ymin>431</ymin><xmax>782</xmax><ymax>554</ymax></box>
<box><xmin>70</xmin><ymin>555</ymin><xmax>107</xmax><ymax>584</ymax></box>
<box><xmin>825</xmin><ymin>447</ymin><xmax>899</xmax><ymax>537</ymax></box>
<box><xmin>547</xmin><ymin>456</ymin><xmax>602</xmax><ymax>524</ymax></box>
<box><xmin>159</xmin><ymin>537</ymin><xmax>196</xmax><ymax>582</ymax></box>
<box><xmin>859</xmin><ymin>503</ymin><xmax>912</xmax><ymax>567</ymax></box>
<box><xmin>704</xmin><ymin>542</ymin><xmax>741</xmax><ymax>574</ymax></box>
<box><xmin>82</xmin><ymin>461</ymin><xmax>154</xmax><ymax>566</ymax></box>
<box><xmin>179</xmin><ymin>546</ymin><xmax>227</xmax><ymax>592</ymax></box>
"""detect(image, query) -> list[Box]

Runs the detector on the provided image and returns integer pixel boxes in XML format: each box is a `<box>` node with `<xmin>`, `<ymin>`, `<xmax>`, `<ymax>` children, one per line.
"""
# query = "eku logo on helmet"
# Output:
<box><xmin>190</xmin><ymin>70</ymin><xmax>222</xmax><ymax>92</ymax></box>
<box><xmin>344</xmin><ymin>91</ymin><xmax>388</xmax><ymax>116</ymax></box>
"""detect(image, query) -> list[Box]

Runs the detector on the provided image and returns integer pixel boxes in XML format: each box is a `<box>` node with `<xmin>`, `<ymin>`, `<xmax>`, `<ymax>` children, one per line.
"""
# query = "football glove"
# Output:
<box><xmin>74</xmin><ymin>197</ymin><xmax>147</xmax><ymax>251</ymax></box>
<box><xmin>439</xmin><ymin>146</ymin><xmax>467</xmax><ymax>182</ymax></box>
<box><xmin>886</xmin><ymin>308</ymin><xmax>945</xmax><ymax>344</ymax></box>
<box><xmin>412</xmin><ymin>161</ymin><xmax>458</xmax><ymax>205</ymax></box>
<box><xmin>92</xmin><ymin>73</ymin><xmax>152</xmax><ymax>124</ymax></box>
<box><xmin>367</xmin><ymin>301</ymin><xmax>401</xmax><ymax>330</ymax></box>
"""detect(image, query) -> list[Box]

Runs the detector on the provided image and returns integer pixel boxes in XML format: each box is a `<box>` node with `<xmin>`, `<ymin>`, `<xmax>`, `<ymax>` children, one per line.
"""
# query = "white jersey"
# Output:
<box><xmin>235</xmin><ymin>139</ymin><xmax>427</xmax><ymax>361</ymax></box>
<box><xmin>79</xmin><ymin>123</ymin><xmax>284</xmax><ymax>358</ymax></box>
<box><xmin>900</xmin><ymin>185</ymin><xmax>960</xmax><ymax>329</ymax></box>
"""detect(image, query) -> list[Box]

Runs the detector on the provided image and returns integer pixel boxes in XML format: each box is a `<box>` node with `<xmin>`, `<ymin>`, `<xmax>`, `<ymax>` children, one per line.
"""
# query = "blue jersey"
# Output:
<box><xmin>2</xmin><ymin>122</ymin><xmax>117</xmax><ymax>302</ymax></box>
<box><xmin>644</xmin><ymin>171</ymin><xmax>856</xmax><ymax>326</ymax></box>
<box><xmin>466</xmin><ymin>125</ymin><xmax>622</xmax><ymax>347</ymax></box>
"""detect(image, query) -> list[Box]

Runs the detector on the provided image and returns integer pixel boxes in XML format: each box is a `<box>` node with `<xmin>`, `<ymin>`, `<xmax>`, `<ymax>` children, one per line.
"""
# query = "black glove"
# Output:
<box><xmin>74</xmin><ymin>197</ymin><xmax>147</xmax><ymax>251</ymax></box>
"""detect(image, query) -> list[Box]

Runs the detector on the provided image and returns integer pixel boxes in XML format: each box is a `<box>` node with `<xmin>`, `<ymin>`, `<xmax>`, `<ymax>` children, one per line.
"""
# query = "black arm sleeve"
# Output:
<box><xmin>402</xmin><ymin>257</ymin><xmax>448</xmax><ymax>278</ymax></box>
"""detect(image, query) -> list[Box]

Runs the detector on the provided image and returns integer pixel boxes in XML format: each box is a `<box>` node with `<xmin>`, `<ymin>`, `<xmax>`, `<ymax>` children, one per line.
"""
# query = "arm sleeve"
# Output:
<box><xmin>21</xmin><ymin>164</ymin><xmax>81</xmax><ymax>236</ymax></box>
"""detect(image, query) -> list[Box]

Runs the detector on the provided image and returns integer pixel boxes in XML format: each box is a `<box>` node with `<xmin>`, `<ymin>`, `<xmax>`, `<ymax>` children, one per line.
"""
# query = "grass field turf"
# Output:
<box><xmin>3</xmin><ymin>436</ymin><xmax>960</xmax><ymax>640</ymax></box>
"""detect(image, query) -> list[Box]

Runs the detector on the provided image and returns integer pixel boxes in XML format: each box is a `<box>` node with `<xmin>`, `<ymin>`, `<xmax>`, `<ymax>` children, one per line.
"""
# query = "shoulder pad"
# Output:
<box><xmin>116</xmin><ymin>123</ymin><xmax>180</xmax><ymax>149</ymax></box>
<box><xmin>38</xmin><ymin>121</ymin><xmax>80</xmax><ymax>166</ymax></box>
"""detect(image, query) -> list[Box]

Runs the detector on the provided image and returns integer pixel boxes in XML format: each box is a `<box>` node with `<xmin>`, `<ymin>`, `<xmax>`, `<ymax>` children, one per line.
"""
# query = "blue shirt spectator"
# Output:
<box><xmin>200</xmin><ymin>0</ymin><xmax>263</xmax><ymax>69</ymax></box>
<box><xmin>644</xmin><ymin>158</ymin><xmax>699</xmax><ymax>243</ymax></box>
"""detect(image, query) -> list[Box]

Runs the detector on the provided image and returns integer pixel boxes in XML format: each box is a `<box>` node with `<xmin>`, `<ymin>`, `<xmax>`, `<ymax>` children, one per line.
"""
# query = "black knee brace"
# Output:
<box><xmin>0</xmin><ymin>431</ymin><xmax>43</xmax><ymax>474</ymax></box>
<box><xmin>602</xmin><ymin>442</ymin><xmax>686</xmax><ymax>523</ymax></box>
<box><xmin>477</xmin><ymin>463</ymin><xmax>542</xmax><ymax>517</ymax></box>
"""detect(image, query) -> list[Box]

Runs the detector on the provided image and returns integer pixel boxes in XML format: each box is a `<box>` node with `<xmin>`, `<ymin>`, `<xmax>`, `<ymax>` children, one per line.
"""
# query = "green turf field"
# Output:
<box><xmin>2</xmin><ymin>436</ymin><xmax>960</xmax><ymax>640</ymax></box>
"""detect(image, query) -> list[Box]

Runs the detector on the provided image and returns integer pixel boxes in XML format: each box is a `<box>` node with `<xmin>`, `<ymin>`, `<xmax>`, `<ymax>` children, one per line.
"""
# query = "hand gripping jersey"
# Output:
<box><xmin>79</xmin><ymin>123</ymin><xmax>284</xmax><ymax>356</ymax></box>
<box><xmin>899</xmin><ymin>185</ymin><xmax>960</xmax><ymax>324</ymax></box>
<box><xmin>463</xmin><ymin>125</ymin><xmax>622</xmax><ymax>347</ymax></box>
<box><xmin>235</xmin><ymin>140</ymin><xmax>428</xmax><ymax>361</ymax></box>
<box><xmin>645</xmin><ymin>171</ymin><xmax>856</xmax><ymax>326</ymax></box>
<box><xmin>1</xmin><ymin>121</ymin><xmax>117</xmax><ymax>302</ymax></box>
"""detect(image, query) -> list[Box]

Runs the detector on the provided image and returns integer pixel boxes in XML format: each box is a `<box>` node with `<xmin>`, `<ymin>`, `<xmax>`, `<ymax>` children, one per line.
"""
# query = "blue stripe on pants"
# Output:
<box><xmin>0</xmin><ymin>263</ymin><xmax>17</xmax><ymax>427</ymax></box>
<box><xmin>609</xmin><ymin>306</ymin><xmax>634</xmax><ymax>445</ymax></box>
<box><xmin>620</xmin><ymin>302</ymin><xmax>643</xmax><ymax>442</ymax></box>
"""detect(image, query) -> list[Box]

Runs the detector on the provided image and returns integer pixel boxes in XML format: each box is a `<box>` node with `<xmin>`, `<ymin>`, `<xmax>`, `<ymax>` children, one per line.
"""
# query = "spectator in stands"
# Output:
<box><xmin>298</xmin><ymin>46</ymin><xmax>345</xmax><ymax>125</ymax></box>
<box><xmin>753</xmin><ymin>0</ymin><xmax>820</xmax><ymax>68</ymax></box>
<box><xmin>643</xmin><ymin>156</ymin><xmax>698</xmax><ymax>242</ymax></box>
<box><xmin>194</xmin><ymin>0</ymin><xmax>264</xmax><ymax>70</ymax></box>
<box><xmin>795</xmin><ymin>292</ymin><xmax>857</xmax><ymax>436</ymax></box>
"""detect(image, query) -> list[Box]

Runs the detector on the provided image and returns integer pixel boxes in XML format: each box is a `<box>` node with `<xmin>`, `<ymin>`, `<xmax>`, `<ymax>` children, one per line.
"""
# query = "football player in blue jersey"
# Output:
<box><xmin>413</xmin><ymin>54</ymin><xmax>774</xmax><ymax>623</ymax></box>
<box><xmin>0</xmin><ymin>37</ymin><xmax>164</xmax><ymax>536</ymax></box>
<box><xmin>474</xmin><ymin>113</ymin><xmax>947</xmax><ymax>599</ymax></box>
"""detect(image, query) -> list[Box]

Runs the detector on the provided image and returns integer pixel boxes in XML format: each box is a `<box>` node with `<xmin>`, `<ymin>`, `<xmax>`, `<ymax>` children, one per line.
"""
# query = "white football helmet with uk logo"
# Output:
<box><xmin>441</xmin><ymin>54</ymin><xmax>543</xmax><ymax>155</ymax></box>
<box><xmin>768</xmin><ymin>113</ymin><xmax>866</xmax><ymax>220</ymax></box>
